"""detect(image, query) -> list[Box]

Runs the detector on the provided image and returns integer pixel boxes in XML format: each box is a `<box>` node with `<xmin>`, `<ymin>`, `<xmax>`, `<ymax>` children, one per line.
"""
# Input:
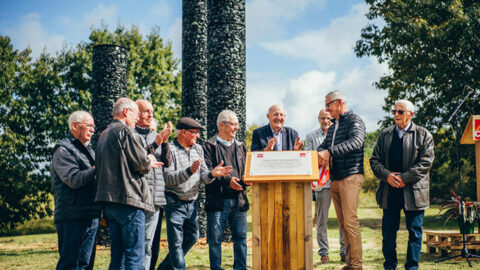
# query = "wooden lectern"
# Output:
<box><xmin>460</xmin><ymin>115</ymin><xmax>480</xmax><ymax>200</ymax></box>
<box><xmin>245</xmin><ymin>151</ymin><xmax>319</xmax><ymax>270</ymax></box>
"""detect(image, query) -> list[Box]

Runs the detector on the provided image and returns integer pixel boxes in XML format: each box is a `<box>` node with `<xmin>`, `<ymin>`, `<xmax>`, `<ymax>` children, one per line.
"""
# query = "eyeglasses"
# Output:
<box><xmin>223</xmin><ymin>121</ymin><xmax>239</xmax><ymax>127</ymax></box>
<box><xmin>185</xmin><ymin>129</ymin><xmax>200</xmax><ymax>135</ymax></box>
<box><xmin>320</xmin><ymin>117</ymin><xmax>332</xmax><ymax>121</ymax></box>
<box><xmin>128</xmin><ymin>108</ymin><xmax>140</xmax><ymax>117</ymax></box>
<box><xmin>325</xmin><ymin>99</ymin><xmax>338</xmax><ymax>108</ymax></box>
<box><xmin>391</xmin><ymin>110</ymin><xmax>407</xmax><ymax>115</ymax></box>
<box><xmin>78</xmin><ymin>123</ymin><xmax>95</xmax><ymax>130</ymax></box>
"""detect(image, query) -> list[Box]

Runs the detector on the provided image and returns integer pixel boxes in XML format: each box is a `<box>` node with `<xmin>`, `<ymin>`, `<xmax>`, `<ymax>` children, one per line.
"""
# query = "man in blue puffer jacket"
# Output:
<box><xmin>317</xmin><ymin>90</ymin><xmax>366</xmax><ymax>270</ymax></box>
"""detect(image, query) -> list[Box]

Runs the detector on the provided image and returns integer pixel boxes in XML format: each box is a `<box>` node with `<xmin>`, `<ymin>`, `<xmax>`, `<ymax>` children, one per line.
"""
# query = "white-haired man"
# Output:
<box><xmin>370</xmin><ymin>100</ymin><xmax>434</xmax><ymax>270</ymax></box>
<box><xmin>305</xmin><ymin>109</ymin><xmax>345</xmax><ymax>264</ymax></box>
<box><xmin>203</xmin><ymin>110</ymin><xmax>249</xmax><ymax>270</ymax></box>
<box><xmin>95</xmin><ymin>97</ymin><xmax>164</xmax><ymax>269</ymax></box>
<box><xmin>317</xmin><ymin>90</ymin><xmax>366</xmax><ymax>270</ymax></box>
<box><xmin>51</xmin><ymin>110</ymin><xmax>100</xmax><ymax>270</ymax></box>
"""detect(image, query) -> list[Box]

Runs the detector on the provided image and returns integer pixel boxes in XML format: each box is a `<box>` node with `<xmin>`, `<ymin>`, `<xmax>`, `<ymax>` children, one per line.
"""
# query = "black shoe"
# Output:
<box><xmin>341</xmin><ymin>254</ymin><xmax>346</xmax><ymax>262</ymax></box>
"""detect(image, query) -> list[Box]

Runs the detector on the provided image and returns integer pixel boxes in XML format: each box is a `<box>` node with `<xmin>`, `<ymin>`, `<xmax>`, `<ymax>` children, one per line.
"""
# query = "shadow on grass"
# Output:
<box><xmin>0</xmin><ymin>249</ymin><xmax>57</xmax><ymax>257</ymax></box>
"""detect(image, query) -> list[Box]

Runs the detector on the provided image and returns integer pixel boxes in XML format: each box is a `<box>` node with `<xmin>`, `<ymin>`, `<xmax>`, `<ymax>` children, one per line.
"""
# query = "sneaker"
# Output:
<box><xmin>321</xmin><ymin>255</ymin><xmax>330</xmax><ymax>264</ymax></box>
<box><xmin>340</xmin><ymin>254</ymin><xmax>346</xmax><ymax>262</ymax></box>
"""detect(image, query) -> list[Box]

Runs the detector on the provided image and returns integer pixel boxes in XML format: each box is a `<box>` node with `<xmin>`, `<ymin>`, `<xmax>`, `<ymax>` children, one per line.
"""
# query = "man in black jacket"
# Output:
<box><xmin>318</xmin><ymin>90</ymin><xmax>366</xmax><ymax>270</ymax></box>
<box><xmin>251</xmin><ymin>104</ymin><xmax>303</xmax><ymax>151</ymax></box>
<box><xmin>203</xmin><ymin>110</ymin><xmax>249</xmax><ymax>270</ymax></box>
<box><xmin>51</xmin><ymin>111</ymin><xmax>100</xmax><ymax>270</ymax></box>
<box><xmin>370</xmin><ymin>100</ymin><xmax>434</xmax><ymax>270</ymax></box>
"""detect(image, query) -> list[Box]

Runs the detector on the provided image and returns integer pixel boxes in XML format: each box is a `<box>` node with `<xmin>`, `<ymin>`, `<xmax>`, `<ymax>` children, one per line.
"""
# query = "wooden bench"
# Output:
<box><xmin>424</xmin><ymin>230</ymin><xmax>480</xmax><ymax>259</ymax></box>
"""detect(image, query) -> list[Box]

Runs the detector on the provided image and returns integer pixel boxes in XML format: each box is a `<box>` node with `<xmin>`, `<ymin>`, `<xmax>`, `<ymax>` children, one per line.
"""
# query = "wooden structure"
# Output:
<box><xmin>424</xmin><ymin>230</ymin><xmax>480</xmax><ymax>259</ymax></box>
<box><xmin>460</xmin><ymin>115</ymin><xmax>480</xmax><ymax>201</ymax></box>
<box><xmin>245</xmin><ymin>151</ymin><xmax>318</xmax><ymax>270</ymax></box>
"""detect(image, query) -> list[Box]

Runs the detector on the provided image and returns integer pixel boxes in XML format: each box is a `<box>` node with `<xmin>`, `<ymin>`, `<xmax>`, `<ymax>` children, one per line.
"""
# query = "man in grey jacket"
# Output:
<box><xmin>157</xmin><ymin>117</ymin><xmax>232</xmax><ymax>270</ymax></box>
<box><xmin>95</xmin><ymin>98</ymin><xmax>164</xmax><ymax>269</ymax></box>
<box><xmin>51</xmin><ymin>110</ymin><xmax>100</xmax><ymax>270</ymax></box>
<box><xmin>370</xmin><ymin>99</ymin><xmax>434</xmax><ymax>270</ymax></box>
<box><xmin>135</xmin><ymin>99</ymin><xmax>173</xmax><ymax>270</ymax></box>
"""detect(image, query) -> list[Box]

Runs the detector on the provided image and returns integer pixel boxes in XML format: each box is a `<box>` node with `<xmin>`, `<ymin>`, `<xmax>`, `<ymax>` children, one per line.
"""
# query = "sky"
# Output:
<box><xmin>0</xmin><ymin>0</ymin><xmax>390</xmax><ymax>138</ymax></box>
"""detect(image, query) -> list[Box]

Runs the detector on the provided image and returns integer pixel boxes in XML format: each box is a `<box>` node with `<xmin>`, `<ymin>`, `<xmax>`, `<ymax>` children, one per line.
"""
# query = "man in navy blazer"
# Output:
<box><xmin>251</xmin><ymin>104</ymin><xmax>303</xmax><ymax>151</ymax></box>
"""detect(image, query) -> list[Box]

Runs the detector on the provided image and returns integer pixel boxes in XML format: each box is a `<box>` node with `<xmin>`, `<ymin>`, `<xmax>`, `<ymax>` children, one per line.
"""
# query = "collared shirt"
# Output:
<box><xmin>395</xmin><ymin>122</ymin><xmax>412</xmax><ymax>139</ymax></box>
<box><xmin>216</xmin><ymin>135</ymin><xmax>234</xmax><ymax>147</ymax></box>
<box><xmin>270</xmin><ymin>126</ymin><xmax>283</xmax><ymax>151</ymax></box>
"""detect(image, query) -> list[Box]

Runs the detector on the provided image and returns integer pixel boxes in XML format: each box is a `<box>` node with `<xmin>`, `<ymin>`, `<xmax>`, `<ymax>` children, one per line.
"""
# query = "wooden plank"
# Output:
<box><xmin>296</xmin><ymin>183</ymin><xmax>306</xmax><ymax>270</ymax></box>
<box><xmin>274</xmin><ymin>182</ymin><xmax>283</xmax><ymax>269</ymax></box>
<box><xmin>251</xmin><ymin>183</ymin><xmax>261</xmax><ymax>270</ymax></box>
<box><xmin>288</xmin><ymin>182</ymin><xmax>298</xmax><ymax>270</ymax></box>
<box><xmin>281</xmin><ymin>182</ymin><xmax>290</xmax><ymax>268</ymax></box>
<box><xmin>304</xmin><ymin>182</ymin><xmax>313</xmax><ymax>270</ymax></box>
<box><xmin>267</xmin><ymin>183</ymin><xmax>276</xmax><ymax>270</ymax></box>
<box><xmin>259</xmin><ymin>183</ymin><xmax>269</xmax><ymax>269</ymax></box>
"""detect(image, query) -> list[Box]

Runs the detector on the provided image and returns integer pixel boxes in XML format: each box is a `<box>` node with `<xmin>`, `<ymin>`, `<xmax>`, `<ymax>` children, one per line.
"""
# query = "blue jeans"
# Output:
<box><xmin>158</xmin><ymin>193</ymin><xmax>199</xmax><ymax>270</ymax></box>
<box><xmin>104</xmin><ymin>203</ymin><xmax>145</xmax><ymax>270</ymax></box>
<box><xmin>56</xmin><ymin>218</ymin><xmax>99</xmax><ymax>270</ymax></box>
<box><xmin>382</xmin><ymin>188</ymin><xmax>424</xmax><ymax>270</ymax></box>
<box><xmin>207</xmin><ymin>199</ymin><xmax>247</xmax><ymax>270</ymax></box>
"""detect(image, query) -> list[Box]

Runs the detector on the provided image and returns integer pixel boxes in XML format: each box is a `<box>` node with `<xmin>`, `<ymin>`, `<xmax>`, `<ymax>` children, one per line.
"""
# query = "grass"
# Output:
<box><xmin>0</xmin><ymin>192</ymin><xmax>474</xmax><ymax>269</ymax></box>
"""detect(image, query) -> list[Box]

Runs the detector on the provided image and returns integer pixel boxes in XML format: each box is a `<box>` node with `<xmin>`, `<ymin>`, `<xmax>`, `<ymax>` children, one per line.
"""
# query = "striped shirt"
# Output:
<box><xmin>163</xmin><ymin>139</ymin><xmax>214</xmax><ymax>201</ymax></box>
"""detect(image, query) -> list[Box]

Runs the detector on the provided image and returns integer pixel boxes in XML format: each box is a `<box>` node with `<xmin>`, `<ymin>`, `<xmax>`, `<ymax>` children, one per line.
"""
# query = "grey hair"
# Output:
<box><xmin>68</xmin><ymin>111</ymin><xmax>92</xmax><ymax>130</ymax></box>
<box><xmin>395</xmin><ymin>99</ymin><xmax>415</xmax><ymax>113</ymax></box>
<box><xmin>217</xmin><ymin>110</ymin><xmax>238</xmax><ymax>129</ymax></box>
<box><xmin>112</xmin><ymin>97</ymin><xmax>137</xmax><ymax>117</ymax></box>
<box><xmin>326</xmin><ymin>90</ymin><xmax>347</xmax><ymax>103</ymax></box>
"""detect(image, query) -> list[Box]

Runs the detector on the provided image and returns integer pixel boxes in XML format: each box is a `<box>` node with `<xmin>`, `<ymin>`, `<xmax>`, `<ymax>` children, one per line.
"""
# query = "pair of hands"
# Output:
<box><xmin>190</xmin><ymin>160</ymin><xmax>251</xmax><ymax>191</ymax></box>
<box><xmin>154</xmin><ymin>121</ymin><xmax>174</xmax><ymax>146</ymax></box>
<box><xmin>264</xmin><ymin>137</ymin><xmax>304</xmax><ymax>151</ymax></box>
<box><xmin>387</xmin><ymin>172</ymin><xmax>405</xmax><ymax>188</ymax></box>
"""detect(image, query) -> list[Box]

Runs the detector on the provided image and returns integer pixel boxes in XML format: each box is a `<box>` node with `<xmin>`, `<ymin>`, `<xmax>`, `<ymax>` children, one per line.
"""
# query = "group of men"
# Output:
<box><xmin>51</xmin><ymin>89</ymin><xmax>434</xmax><ymax>270</ymax></box>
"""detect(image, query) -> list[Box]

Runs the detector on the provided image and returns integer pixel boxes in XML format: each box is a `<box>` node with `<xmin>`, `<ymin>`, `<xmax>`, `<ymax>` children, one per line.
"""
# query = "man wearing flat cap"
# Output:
<box><xmin>158</xmin><ymin>117</ymin><xmax>233</xmax><ymax>270</ymax></box>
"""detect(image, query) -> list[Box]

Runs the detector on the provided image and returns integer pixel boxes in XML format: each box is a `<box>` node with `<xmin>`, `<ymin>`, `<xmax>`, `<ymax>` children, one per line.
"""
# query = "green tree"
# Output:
<box><xmin>0</xmin><ymin>25</ymin><xmax>181</xmax><ymax>232</ymax></box>
<box><xmin>355</xmin><ymin>0</ymin><xmax>480</xmax><ymax>199</ymax></box>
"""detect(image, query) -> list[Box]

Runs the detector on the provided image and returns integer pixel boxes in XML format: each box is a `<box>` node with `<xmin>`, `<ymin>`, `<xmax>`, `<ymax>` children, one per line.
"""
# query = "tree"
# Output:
<box><xmin>355</xmin><ymin>0</ymin><xmax>480</xmax><ymax>199</ymax></box>
<box><xmin>0</xmin><ymin>25</ymin><xmax>181</xmax><ymax>232</ymax></box>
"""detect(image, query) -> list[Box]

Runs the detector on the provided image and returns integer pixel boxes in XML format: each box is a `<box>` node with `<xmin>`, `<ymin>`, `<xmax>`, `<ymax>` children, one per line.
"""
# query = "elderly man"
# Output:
<box><xmin>95</xmin><ymin>98</ymin><xmax>164</xmax><ymax>269</ymax></box>
<box><xmin>317</xmin><ymin>90</ymin><xmax>366</xmax><ymax>270</ymax></box>
<box><xmin>51</xmin><ymin>111</ymin><xmax>100</xmax><ymax>270</ymax></box>
<box><xmin>370</xmin><ymin>100</ymin><xmax>434</xmax><ymax>270</ymax></box>
<box><xmin>158</xmin><ymin>117</ymin><xmax>233</xmax><ymax>270</ymax></box>
<box><xmin>203</xmin><ymin>110</ymin><xmax>249</xmax><ymax>270</ymax></box>
<box><xmin>305</xmin><ymin>109</ymin><xmax>345</xmax><ymax>264</ymax></box>
<box><xmin>251</xmin><ymin>104</ymin><xmax>303</xmax><ymax>151</ymax></box>
<box><xmin>135</xmin><ymin>99</ymin><xmax>173</xmax><ymax>270</ymax></box>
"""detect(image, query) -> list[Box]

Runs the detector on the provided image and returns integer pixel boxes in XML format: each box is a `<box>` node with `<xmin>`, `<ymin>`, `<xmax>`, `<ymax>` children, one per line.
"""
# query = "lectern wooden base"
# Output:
<box><xmin>251</xmin><ymin>182</ymin><xmax>313</xmax><ymax>270</ymax></box>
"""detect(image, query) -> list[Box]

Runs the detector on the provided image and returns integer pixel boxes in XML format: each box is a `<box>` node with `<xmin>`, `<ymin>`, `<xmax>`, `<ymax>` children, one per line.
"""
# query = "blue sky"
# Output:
<box><xmin>1</xmin><ymin>0</ymin><xmax>390</xmax><ymax>137</ymax></box>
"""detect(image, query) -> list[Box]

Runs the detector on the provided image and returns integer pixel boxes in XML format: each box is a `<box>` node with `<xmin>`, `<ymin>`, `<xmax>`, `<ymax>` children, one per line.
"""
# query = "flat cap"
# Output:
<box><xmin>176</xmin><ymin>117</ymin><xmax>204</xmax><ymax>130</ymax></box>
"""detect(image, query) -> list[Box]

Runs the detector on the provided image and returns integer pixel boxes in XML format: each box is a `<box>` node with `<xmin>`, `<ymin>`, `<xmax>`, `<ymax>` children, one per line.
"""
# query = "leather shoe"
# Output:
<box><xmin>321</xmin><ymin>255</ymin><xmax>330</xmax><ymax>263</ymax></box>
<box><xmin>341</xmin><ymin>254</ymin><xmax>346</xmax><ymax>262</ymax></box>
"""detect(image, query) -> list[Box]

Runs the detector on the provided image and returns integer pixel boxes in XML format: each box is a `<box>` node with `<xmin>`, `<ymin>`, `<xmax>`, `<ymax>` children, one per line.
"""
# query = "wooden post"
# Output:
<box><xmin>476</xmin><ymin>141</ymin><xmax>480</xmax><ymax>201</ymax></box>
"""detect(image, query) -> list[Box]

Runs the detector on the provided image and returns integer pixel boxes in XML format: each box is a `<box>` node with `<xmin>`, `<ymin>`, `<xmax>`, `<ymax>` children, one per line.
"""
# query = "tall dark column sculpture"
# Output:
<box><xmin>182</xmin><ymin>0</ymin><xmax>209</xmax><ymax>238</ymax></box>
<box><xmin>91</xmin><ymin>44</ymin><xmax>128</xmax><ymax>245</ymax></box>
<box><xmin>182</xmin><ymin>0</ymin><xmax>208</xmax><ymax>143</ymax></box>
<box><xmin>91</xmin><ymin>44</ymin><xmax>128</xmax><ymax>146</ymax></box>
<box><xmin>207</xmin><ymin>0</ymin><xmax>246</xmax><ymax>141</ymax></box>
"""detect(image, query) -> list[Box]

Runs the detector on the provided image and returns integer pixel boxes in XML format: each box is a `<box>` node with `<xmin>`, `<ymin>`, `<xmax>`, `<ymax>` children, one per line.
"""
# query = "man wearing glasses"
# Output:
<box><xmin>305</xmin><ymin>109</ymin><xmax>346</xmax><ymax>264</ymax></box>
<box><xmin>370</xmin><ymin>100</ymin><xmax>434</xmax><ymax>270</ymax></box>
<box><xmin>203</xmin><ymin>110</ymin><xmax>250</xmax><ymax>270</ymax></box>
<box><xmin>51</xmin><ymin>110</ymin><xmax>99</xmax><ymax>270</ymax></box>
<box><xmin>317</xmin><ymin>90</ymin><xmax>366</xmax><ymax>270</ymax></box>
<box><xmin>96</xmin><ymin>98</ymin><xmax>164</xmax><ymax>269</ymax></box>
<box><xmin>158</xmin><ymin>117</ymin><xmax>233</xmax><ymax>270</ymax></box>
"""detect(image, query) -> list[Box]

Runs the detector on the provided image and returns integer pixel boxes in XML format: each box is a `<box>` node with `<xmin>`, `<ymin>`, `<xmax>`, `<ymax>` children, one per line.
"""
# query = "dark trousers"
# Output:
<box><xmin>56</xmin><ymin>218</ymin><xmax>99</xmax><ymax>270</ymax></box>
<box><xmin>382</xmin><ymin>188</ymin><xmax>424</xmax><ymax>270</ymax></box>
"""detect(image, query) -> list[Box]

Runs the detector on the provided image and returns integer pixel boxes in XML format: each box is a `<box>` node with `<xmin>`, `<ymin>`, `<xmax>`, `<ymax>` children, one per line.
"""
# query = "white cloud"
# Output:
<box><xmin>167</xmin><ymin>17</ymin><xmax>182</xmax><ymax>60</ymax></box>
<box><xmin>246</xmin><ymin>0</ymin><xmax>326</xmax><ymax>44</ymax></box>
<box><xmin>5</xmin><ymin>13</ymin><xmax>65</xmax><ymax>58</ymax></box>
<box><xmin>82</xmin><ymin>4</ymin><xmax>117</xmax><ymax>29</ymax></box>
<box><xmin>151</xmin><ymin>0</ymin><xmax>171</xmax><ymax>19</ymax></box>
<box><xmin>261</xmin><ymin>3</ymin><xmax>368</xmax><ymax>68</ymax></box>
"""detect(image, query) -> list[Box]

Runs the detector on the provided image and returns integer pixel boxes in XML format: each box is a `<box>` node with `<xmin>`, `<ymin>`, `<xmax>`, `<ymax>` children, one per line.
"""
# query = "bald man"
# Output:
<box><xmin>251</xmin><ymin>104</ymin><xmax>303</xmax><ymax>151</ymax></box>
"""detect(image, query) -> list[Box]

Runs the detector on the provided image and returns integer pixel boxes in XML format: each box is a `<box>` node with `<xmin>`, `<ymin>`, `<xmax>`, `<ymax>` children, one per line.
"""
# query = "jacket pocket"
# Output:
<box><xmin>412</xmin><ymin>179</ymin><xmax>429</xmax><ymax>207</ymax></box>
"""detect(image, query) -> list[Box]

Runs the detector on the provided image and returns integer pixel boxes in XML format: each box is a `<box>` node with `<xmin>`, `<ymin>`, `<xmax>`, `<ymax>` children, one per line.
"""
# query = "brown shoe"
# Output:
<box><xmin>321</xmin><ymin>255</ymin><xmax>330</xmax><ymax>263</ymax></box>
